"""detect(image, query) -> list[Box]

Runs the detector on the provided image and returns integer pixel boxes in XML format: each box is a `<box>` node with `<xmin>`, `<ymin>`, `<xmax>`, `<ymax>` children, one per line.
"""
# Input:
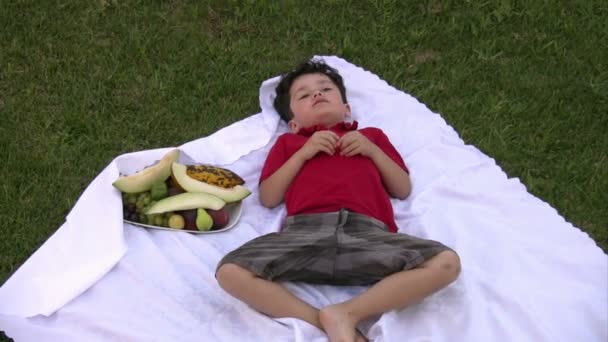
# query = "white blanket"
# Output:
<box><xmin>1</xmin><ymin>56</ymin><xmax>606</xmax><ymax>342</ymax></box>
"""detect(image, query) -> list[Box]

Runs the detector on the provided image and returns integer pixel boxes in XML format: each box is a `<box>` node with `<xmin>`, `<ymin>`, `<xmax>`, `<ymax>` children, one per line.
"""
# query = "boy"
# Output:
<box><xmin>216</xmin><ymin>60</ymin><xmax>460</xmax><ymax>342</ymax></box>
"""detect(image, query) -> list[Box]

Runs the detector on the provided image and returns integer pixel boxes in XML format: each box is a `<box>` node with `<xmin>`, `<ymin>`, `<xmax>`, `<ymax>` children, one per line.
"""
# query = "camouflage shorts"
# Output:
<box><xmin>216</xmin><ymin>209</ymin><xmax>452</xmax><ymax>286</ymax></box>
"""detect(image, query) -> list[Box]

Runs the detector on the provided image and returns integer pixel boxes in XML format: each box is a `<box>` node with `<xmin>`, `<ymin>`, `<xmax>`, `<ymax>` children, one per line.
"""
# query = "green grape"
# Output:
<box><xmin>126</xmin><ymin>194</ymin><xmax>137</xmax><ymax>204</ymax></box>
<box><xmin>154</xmin><ymin>215</ymin><xmax>164</xmax><ymax>226</ymax></box>
<box><xmin>137</xmin><ymin>192</ymin><xmax>148</xmax><ymax>202</ymax></box>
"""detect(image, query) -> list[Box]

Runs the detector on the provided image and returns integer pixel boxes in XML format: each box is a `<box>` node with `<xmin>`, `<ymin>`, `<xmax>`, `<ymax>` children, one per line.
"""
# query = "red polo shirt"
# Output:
<box><xmin>260</xmin><ymin>121</ymin><xmax>408</xmax><ymax>233</ymax></box>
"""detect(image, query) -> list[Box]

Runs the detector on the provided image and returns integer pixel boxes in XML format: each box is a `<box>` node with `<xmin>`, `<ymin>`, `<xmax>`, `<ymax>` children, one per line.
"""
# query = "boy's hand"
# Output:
<box><xmin>338</xmin><ymin>131</ymin><xmax>380</xmax><ymax>157</ymax></box>
<box><xmin>297</xmin><ymin>131</ymin><xmax>339</xmax><ymax>161</ymax></box>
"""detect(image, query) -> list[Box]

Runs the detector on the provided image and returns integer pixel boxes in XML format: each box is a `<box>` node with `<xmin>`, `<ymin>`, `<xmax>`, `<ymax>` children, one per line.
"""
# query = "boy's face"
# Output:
<box><xmin>287</xmin><ymin>73</ymin><xmax>350</xmax><ymax>133</ymax></box>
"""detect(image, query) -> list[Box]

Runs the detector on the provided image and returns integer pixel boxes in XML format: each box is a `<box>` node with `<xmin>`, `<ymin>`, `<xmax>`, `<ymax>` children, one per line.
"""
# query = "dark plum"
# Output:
<box><xmin>179</xmin><ymin>209</ymin><xmax>198</xmax><ymax>230</ymax></box>
<box><xmin>207</xmin><ymin>207</ymin><xmax>230</xmax><ymax>229</ymax></box>
<box><xmin>167</xmin><ymin>186</ymin><xmax>185</xmax><ymax>197</ymax></box>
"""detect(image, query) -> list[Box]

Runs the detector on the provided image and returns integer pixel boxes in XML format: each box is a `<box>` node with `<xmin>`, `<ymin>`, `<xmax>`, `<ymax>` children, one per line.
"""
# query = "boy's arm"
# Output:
<box><xmin>368</xmin><ymin>149</ymin><xmax>412</xmax><ymax>199</ymax></box>
<box><xmin>260</xmin><ymin>131</ymin><xmax>339</xmax><ymax>208</ymax></box>
<box><xmin>259</xmin><ymin>153</ymin><xmax>306</xmax><ymax>208</ymax></box>
<box><xmin>339</xmin><ymin>131</ymin><xmax>411</xmax><ymax>199</ymax></box>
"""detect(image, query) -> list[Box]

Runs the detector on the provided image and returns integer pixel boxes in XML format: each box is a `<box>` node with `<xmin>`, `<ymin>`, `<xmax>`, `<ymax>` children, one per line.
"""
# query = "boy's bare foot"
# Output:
<box><xmin>319</xmin><ymin>304</ymin><xmax>368</xmax><ymax>342</ymax></box>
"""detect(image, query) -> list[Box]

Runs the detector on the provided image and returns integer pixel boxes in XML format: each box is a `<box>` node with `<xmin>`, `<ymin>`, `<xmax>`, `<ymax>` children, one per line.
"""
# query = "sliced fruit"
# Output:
<box><xmin>185</xmin><ymin>164</ymin><xmax>245</xmax><ymax>188</ymax></box>
<box><xmin>113</xmin><ymin>149</ymin><xmax>180</xmax><ymax>193</ymax></box>
<box><xmin>172</xmin><ymin>163</ymin><xmax>251</xmax><ymax>203</ymax></box>
<box><xmin>146</xmin><ymin>192</ymin><xmax>225</xmax><ymax>215</ymax></box>
<box><xmin>196</xmin><ymin>208</ymin><xmax>213</xmax><ymax>231</ymax></box>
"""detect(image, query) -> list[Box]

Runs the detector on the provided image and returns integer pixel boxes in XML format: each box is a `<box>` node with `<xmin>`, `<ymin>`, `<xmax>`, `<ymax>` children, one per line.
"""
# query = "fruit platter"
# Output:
<box><xmin>113</xmin><ymin>149</ymin><xmax>251</xmax><ymax>234</ymax></box>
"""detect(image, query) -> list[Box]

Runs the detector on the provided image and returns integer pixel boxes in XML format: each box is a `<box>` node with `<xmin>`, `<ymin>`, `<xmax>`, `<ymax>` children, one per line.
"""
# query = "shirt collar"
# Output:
<box><xmin>296</xmin><ymin>120</ymin><xmax>359</xmax><ymax>137</ymax></box>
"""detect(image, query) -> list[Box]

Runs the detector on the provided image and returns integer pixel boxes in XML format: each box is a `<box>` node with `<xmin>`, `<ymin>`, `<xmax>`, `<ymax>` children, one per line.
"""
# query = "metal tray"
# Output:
<box><xmin>125</xmin><ymin>201</ymin><xmax>243</xmax><ymax>234</ymax></box>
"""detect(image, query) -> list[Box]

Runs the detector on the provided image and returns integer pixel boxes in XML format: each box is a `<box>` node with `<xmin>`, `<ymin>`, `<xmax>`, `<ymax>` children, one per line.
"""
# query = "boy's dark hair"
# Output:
<box><xmin>273</xmin><ymin>60</ymin><xmax>347</xmax><ymax>122</ymax></box>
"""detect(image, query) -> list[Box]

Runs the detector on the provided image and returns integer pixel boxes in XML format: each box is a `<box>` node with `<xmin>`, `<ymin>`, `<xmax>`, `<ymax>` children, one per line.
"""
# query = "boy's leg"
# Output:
<box><xmin>319</xmin><ymin>250</ymin><xmax>460</xmax><ymax>342</ymax></box>
<box><xmin>215</xmin><ymin>212</ymin><xmax>343</xmax><ymax>333</ymax></box>
<box><xmin>216</xmin><ymin>263</ymin><xmax>322</xmax><ymax>330</ymax></box>
<box><xmin>217</xmin><ymin>263</ymin><xmax>368</xmax><ymax>342</ymax></box>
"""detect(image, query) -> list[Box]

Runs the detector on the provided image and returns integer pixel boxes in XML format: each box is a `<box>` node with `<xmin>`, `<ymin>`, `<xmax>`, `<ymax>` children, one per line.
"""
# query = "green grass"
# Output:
<box><xmin>0</xmin><ymin>0</ymin><xmax>606</xmax><ymax>312</ymax></box>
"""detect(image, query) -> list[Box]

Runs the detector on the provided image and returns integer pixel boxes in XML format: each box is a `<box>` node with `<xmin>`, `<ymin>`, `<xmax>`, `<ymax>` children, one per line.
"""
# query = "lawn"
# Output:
<box><xmin>1</xmin><ymin>0</ymin><xmax>606</xmax><ymax>309</ymax></box>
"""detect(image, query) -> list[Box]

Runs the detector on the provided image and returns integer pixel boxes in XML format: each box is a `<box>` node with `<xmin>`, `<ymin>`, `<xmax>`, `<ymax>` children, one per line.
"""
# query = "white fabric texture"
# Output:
<box><xmin>1</xmin><ymin>56</ymin><xmax>606</xmax><ymax>341</ymax></box>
